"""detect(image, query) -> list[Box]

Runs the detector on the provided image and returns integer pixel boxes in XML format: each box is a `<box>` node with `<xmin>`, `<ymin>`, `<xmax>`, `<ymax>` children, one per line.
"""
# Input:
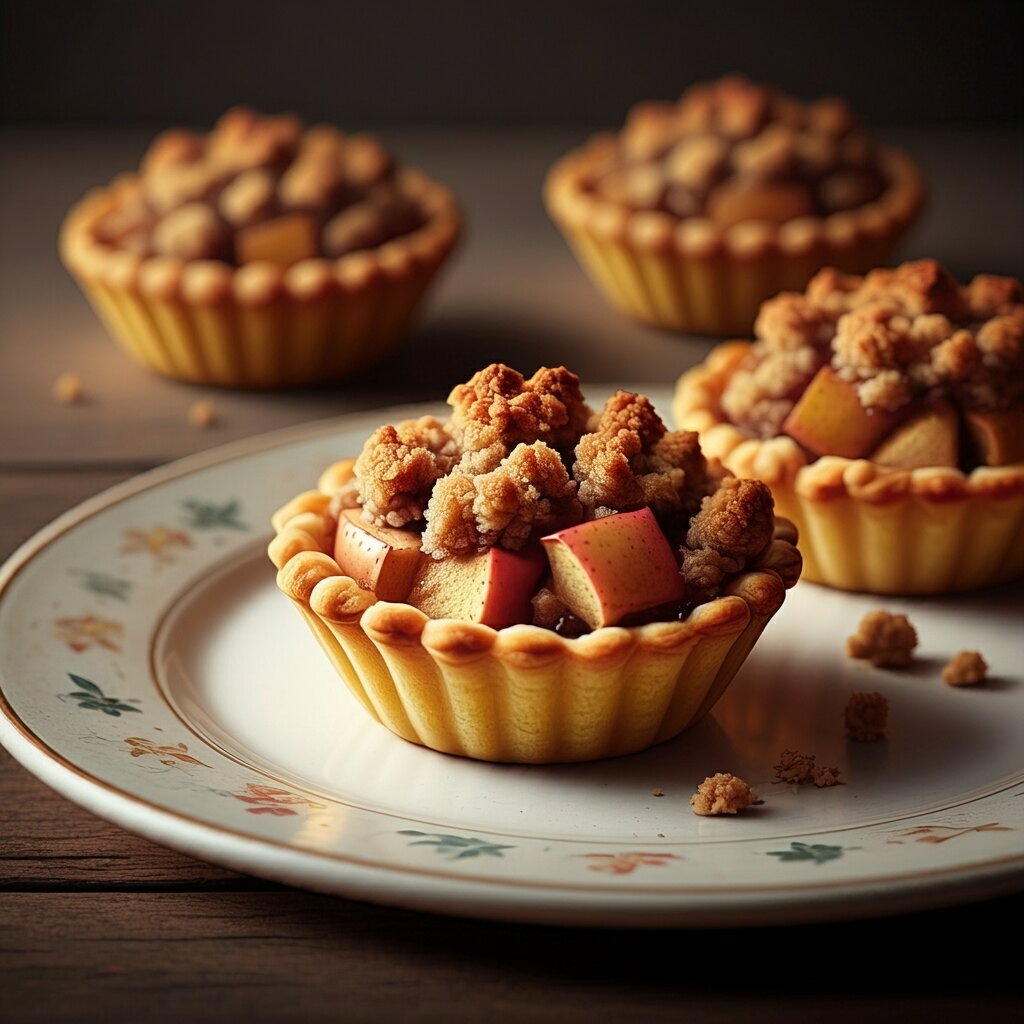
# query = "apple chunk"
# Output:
<box><xmin>965</xmin><ymin>405</ymin><xmax>1024</xmax><ymax>466</ymax></box>
<box><xmin>407</xmin><ymin>546</ymin><xmax>546</xmax><ymax>629</ymax></box>
<box><xmin>870</xmin><ymin>400</ymin><xmax>959</xmax><ymax>470</ymax></box>
<box><xmin>541</xmin><ymin>508</ymin><xmax>684</xmax><ymax>630</ymax></box>
<box><xmin>783</xmin><ymin>366</ymin><xmax>900</xmax><ymax>460</ymax></box>
<box><xmin>333</xmin><ymin>509</ymin><xmax>423</xmax><ymax>602</ymax></box>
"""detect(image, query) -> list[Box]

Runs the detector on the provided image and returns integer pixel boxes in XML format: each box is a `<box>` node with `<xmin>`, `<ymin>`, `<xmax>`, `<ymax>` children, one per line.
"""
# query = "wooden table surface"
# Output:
<box><xmin>2</xmin><ymin>125</ymin><xmax>1022</xmax><ymax>1022</ymax></box>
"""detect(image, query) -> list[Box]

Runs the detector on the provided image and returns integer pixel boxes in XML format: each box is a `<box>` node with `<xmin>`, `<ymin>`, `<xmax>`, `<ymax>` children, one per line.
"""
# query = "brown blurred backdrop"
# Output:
<box><xmin>2</xmin><ymin>0</ymin><xmax>1022</xmax><ymax>129</ymax></box>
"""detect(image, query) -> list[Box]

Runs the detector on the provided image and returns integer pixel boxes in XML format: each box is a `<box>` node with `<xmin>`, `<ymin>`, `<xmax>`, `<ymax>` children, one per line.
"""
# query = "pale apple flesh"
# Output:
<box><xmin>783</xmin><ymin>366</ymin><xmax>900</xmax><ymax>459</ymax></box>
<box><xmin>333</xmin><ymin>509</ymin><xmax>423</xmax><ymax>602</ymax></box>
<box><xmin>869</xmin><ymin>400</ymin><xmax>959</xmax><ymax>470</ymax></box>
<box><xmin>407</xmin><ymin>546</ymin><xmax>547</xmax><ymax>629</ymax></box>
<box><xmin>541</xmin><ymin>507</ymin><xmax>685</xmax><ymax>630</ymax></box>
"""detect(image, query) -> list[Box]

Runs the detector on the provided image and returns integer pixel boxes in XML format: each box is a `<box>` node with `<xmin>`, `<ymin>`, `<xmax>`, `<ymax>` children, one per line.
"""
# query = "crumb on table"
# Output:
<box><xmin>844</xmin><ymin>691</ymin><xmax>889</xmax><ymax>741</ymax></box>
<box><xmin>53</xmin><ymin>371</ymin><xmax>85</xmax><ymax>405</ymax></box>
<box><xmin>942</xmin><ymin>650</ymin><xmax>988</xmax><ymax>686</ymax></box>
<box><xmin>690</xmin><ymin>773</ymin><xmax>759</xmax><ymax>816</ymax></box>
<box><xmin>651</xmin><ymin>787</ymin><xmax>664</xmax><ymax>797</ymax></box>
<box><xmin>846</xmin><ymin>610</ymin><xmax>918</xmax><ymax>668</ymax></box>
<box><xmin>188</xmin><ymin>399</ymin><xmax>218</xmax><ymax>428</ymax></box>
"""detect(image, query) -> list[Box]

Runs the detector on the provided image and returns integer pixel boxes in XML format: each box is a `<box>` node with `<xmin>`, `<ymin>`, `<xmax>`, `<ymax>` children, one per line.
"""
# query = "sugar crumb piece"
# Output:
<box><xmin>690</xmin><ymin>773</ymin><xmax>759</xmax><ymax>816</ymax></box>
<box><xmin>188</xmin><ymin>399</ymin><xmax>218</xmax><ymax>428</ymax></box>
<box><xmin>844</xmin><ymin>691</ymin><xmax>889</xmax><ymax>741</ymax></box>
<box><xmin>651</xmin><ymin>787</ymin><xmax>665</xmax><ymax>797</ymax></box>
<box><xmin>942</xmin><ymin>650</ymin><xmax>988</xmax><ymax>686</ymax></box>
<box><xmin>812</xmin><ymin>765</ymin><xmax>842</xmax><ymax>787</ymax></box>
<box><xmin>53</xmin><ymin>371</ymin><xmax>85</xmax><ymax>405</ymax></box>
<box><xmin>773</xmin><ymin>749</ymin><xmax>817</xmax><ymax>785</ymax></box>
<box><xmin>846</xmin><ymin>609</ymin><xmax>918</xmax><ymax>668</ymax></box>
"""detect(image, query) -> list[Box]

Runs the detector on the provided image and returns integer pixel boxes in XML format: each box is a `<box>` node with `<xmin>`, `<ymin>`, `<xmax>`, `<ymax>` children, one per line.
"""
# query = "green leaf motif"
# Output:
<box><xmin>70</xmin><ymin>570</ymin><xmax>132</xmax><ymax>602</ymax></box>
<box><xmin>397</xmin><ymin>830</ymin><xmax>514</xmax><ymax>860</ymax></box>
<box><xmin>67</xmin><ymin>673</ymin><xmax>103</xmax><ymax>697</ymax></box>
<box><xmin>59</xmin><ymin>673</ymin><xmax>142</xmax><ymax>717</ymax></box>
<box><xmin>180</xmin><ymin>499</ymin><xmax>248</xmax><ymax>531</ymax></box>
<box><xmin>766</xmin><ymin>842</ymin><xmax>845</xmax><ymax>864</ymax></box>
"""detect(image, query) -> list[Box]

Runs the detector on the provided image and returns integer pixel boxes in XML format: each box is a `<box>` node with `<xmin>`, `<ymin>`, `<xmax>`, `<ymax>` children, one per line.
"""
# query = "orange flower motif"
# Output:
<box><xmin>580</xmin><ymin>851</ymin><xmax>681</xmax><ymax>875</ymax></box>
<box><xmin>124</xmin><ymin>737</ymin><xmax>210</xmax><ymax>767</ymax></box>
<box><xmin>231</xmin><ymin>783</ymin><xmax>326</xmax><ymax>816</ymax></box>
<box><xmin>55</xmin><ymin>614</ymin><xmax>123</xmax><ymax>653</ymax></box>
<box><xmin>882</xmin><ymin>823</ymin><xmax>1011</xmax><ymax>845</ymax></box>
<box><xmin>121</xmin><ymin>525</ymin><xmax>193</xmax><ymax>565</ymax></box>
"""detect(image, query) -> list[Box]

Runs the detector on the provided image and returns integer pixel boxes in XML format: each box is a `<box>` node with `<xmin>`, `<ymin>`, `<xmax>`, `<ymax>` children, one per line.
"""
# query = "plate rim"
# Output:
<box><xmin>2</xmin><ymin>402</ymin><xmax>1023</xmax><ymax>928</ymax></box>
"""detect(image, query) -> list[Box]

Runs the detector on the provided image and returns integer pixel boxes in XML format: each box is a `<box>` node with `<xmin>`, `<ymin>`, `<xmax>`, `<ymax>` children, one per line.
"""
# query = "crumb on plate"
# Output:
<box><xmin>812</xmin><ymin>765</ymin><xmax>842</xmax><ymax>787</ymax></box>
<box><xmin>942</xmin><ymin>650</ymin><xmax>988</xmax><ymax>686</ymax></box>
<box><xmin>844</xmin><ymin>690</ymin><xmax>889</xmax><ymax>741</ymax></box>
<box><xmin>652</xmin><ymin>787</ymin><xmax>664</xmax><ymax>797</ymax></box>
<box><xmin>690</xmin><ymin>772</ymin><xmax>759</xmax><ymax>816</ymax></box>
<box><xmin>846</xmin><ymin>609</ymin><xmax>918</xmax><ymax>668</ymax></box>
<box><xmin>773</xmin><ymin>749</ymin><xmax>817</xmax><ymax>784</ymax></box>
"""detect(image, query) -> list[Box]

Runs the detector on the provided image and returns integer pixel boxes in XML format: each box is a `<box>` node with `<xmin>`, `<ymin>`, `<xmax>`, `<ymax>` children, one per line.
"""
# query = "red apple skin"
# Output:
<box><xmin>476</xmin><ymin>547</ymin><xmax>547</xmax><ymax>629</ymax></box>
<box><xmin>541</xmin><ymin>508</ymin><xmax>685</xmax><ymax>629</ymax></box>
<box><xmin>407</xmin><ymin>546</ymin><xmax>547</xmax><ymax>629</ymax></box>
<box><xmin>333</xmin><ymin>509</ymin><xmax>422</xmax><ymax>602</ymax></box>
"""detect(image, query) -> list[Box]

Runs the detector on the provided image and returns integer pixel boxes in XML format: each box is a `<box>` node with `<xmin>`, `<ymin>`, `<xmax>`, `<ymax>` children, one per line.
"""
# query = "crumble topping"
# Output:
<box><xmin>846</xmin><ymin>610</ymin><xmax>918</xmax><ymax>668</ymax></box>
<box><xmin>343</xmin><ymin>363</ymin><xmax>790</xmax><ymax>631</ymax></box>
<box><xmin>941</xmin><ymin>650</ymin><xmax>989</xmax><ymax>686</ymax></box>
<box><xmin>844</xmin><ymin>691</ymin><xmax>889</xmax><ymax>741</ymax></box>
<box><xmin>721</xmin><ymin>260</ymin><xmax>1024</xmax><ymax>438</ymax></box>
<box><xmin>94</xmin><ymin>108</ymin><xmax>426</xmax><ymax>266</ymax></box>
<box><xmin>593</xmin><ymin>75</ymin><xmax>888</xmax><ymax>225</ymax></box>
<box><xmin>690</xmin><ymin>773</ymin><xmax>759</xmax><ymax>816</ymax></box>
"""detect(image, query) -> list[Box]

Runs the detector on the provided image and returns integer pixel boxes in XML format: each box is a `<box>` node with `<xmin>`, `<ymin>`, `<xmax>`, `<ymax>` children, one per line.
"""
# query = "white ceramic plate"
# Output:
<box><xmin>2</xmin><ymin>390</ymin><xmax>1023</xmax><ymax>928</ymax></box>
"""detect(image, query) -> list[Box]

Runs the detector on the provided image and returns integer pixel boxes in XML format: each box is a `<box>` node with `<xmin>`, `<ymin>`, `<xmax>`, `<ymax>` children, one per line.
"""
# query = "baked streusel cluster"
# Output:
<box><xmin>96</xmin><ymin>107</ymin><xmax>424</xmax><ymax>264</ymax></box>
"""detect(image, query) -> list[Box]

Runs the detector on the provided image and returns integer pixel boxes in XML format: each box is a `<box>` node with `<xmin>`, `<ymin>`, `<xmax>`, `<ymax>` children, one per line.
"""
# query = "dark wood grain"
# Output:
<box><xmin>1</xmin><ymin>890</ymin><xmax>1022</xmax><ymax>1024</ymax></box>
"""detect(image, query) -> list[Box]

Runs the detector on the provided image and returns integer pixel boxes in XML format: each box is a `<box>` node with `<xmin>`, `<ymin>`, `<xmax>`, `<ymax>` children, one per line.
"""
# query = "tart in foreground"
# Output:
<box><xmin>674</xmin><ymin>259</ymin><xmax>1024</xmax><ymax>594</ymax></box>
<box><xmin>545</xmin><ymin>75</ymin><xmax>922</xmax><ymax>337</ymax></box>
<box><xmin>60</xmin><ymin>107</ymin><xmax>460</xmax><ymax>387</ymax></box>
<box><xmin>270</xmin><ymin>363</ymin><xmax>801</xmax><ymax>763</ymax></box>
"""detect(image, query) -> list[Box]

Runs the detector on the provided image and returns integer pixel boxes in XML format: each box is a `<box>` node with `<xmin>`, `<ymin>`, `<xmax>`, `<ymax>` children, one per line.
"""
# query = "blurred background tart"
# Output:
<box><xmin>673</xmin><ymin>259</ymin><xmax>1024</xmax><ymax>594</ymax></box>
<box><xmin>60</xmin><ymin>107</ymin><xmax>460</xmax><ymax>387</ymax></box>
<box><xmin>545</xmin><ymin>75</ymin><xmax>923</xmax><ymax>337</ymax></box>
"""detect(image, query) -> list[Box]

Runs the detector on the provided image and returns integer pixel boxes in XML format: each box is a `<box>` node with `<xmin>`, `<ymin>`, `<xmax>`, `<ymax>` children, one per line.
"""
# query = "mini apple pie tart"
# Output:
<box><xmin>545</xmin><ymin>75</ymin><xmax>922</xmax><ymax>337</ymax></box>
<box><xmin>674</xmin><ymin>260</ymin><xmax>1024</xmax><ymax>594</ymax></box>
<box><xmin>60</xmin><ymin>108</ymin><xmax>460</xmax><ymax>387</ymax></box>
<box><xmin>271</xmin><ymin>364</ymin><xmax>800</xmax><ymax>763</ymax></box>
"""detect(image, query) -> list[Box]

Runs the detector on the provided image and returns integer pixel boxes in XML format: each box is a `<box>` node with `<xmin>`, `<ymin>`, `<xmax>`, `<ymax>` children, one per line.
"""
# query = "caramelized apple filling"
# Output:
<box><xmin>719</xmin><ymin>260</ymin><xmax>1024</xmax><ymax>470</ymax></box>
<box><xmin>330</xmin><ymin>364</ymin><xmax>787</xmax><ymax>632</ymax></box>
